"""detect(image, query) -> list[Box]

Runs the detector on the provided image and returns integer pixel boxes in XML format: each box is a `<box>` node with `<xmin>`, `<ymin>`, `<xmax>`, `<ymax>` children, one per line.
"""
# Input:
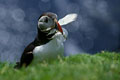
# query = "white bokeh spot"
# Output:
<box><xmin>11</xmin><ymin>8</ymin><xmax>25</xmax><ymax>22</ymax></box>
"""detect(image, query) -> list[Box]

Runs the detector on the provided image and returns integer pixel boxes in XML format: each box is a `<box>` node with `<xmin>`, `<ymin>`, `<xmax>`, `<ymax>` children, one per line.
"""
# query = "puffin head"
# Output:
<box><xmin>38</xmin><ymin>12</ymin><xmax>63</xmax><ymax>34</ymax></box>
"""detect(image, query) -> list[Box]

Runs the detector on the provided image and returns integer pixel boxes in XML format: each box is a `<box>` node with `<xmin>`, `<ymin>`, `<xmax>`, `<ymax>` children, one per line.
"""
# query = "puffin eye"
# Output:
<box><xmin>44</xmin><ymin>17</ymin><xmax>48</xmax><ymax>23</ymax></box>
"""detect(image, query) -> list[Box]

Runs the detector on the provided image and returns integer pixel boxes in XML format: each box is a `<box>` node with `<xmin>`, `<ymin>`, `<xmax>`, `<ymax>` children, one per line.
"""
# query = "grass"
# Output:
<box><xmin>0</xmin><ymin>51</ymin><xmax>120</xmax><ymax>80</ymax></box>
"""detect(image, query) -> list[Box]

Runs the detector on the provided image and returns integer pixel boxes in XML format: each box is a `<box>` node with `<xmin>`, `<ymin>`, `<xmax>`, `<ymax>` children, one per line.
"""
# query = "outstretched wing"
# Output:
<box><xmin>58</xmin><ymin>13</ymin><xmax>78</xmax><ymax>26</ymax></box>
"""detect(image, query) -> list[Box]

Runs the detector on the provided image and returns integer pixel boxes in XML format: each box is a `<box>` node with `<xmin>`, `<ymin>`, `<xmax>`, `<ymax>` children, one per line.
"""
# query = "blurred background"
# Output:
<box><xmin>0</xmin><ymin>0</ymin><xmax>120</xmax><ymax>62</ymax></box>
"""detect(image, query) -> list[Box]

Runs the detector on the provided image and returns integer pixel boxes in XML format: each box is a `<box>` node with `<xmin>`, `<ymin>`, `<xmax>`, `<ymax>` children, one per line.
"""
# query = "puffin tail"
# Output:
<box><xmin>14</xmin><ymin>62</ymin><xmax>21</xmax><ymax>69</ymax></box>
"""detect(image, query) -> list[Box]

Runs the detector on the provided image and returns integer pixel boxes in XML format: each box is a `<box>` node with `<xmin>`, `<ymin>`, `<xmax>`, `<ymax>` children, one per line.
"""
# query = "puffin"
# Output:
<box><xmin>14</xmin><ymin>12</ymin><xmax>68</xmax><ymax>68</ymax></box>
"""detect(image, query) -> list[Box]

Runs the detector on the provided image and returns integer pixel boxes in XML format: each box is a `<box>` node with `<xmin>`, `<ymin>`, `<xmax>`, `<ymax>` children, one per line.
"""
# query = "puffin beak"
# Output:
<box><xmin>54</xmin><ymin>19</ymin><xmax>63</xmax><ymax>34</ymax></box>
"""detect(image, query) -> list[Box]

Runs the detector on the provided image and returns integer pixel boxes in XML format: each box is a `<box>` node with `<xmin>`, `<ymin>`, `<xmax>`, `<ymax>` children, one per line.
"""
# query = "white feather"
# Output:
<box><xmin>58</xmin><ymin>13</ymin><xmax>78</xmax><ymax>26</ymax></box>
<box><xmin>33</xmin><ymin>30</ymin><xmax>68</xmax><ymax>61</ymax></box>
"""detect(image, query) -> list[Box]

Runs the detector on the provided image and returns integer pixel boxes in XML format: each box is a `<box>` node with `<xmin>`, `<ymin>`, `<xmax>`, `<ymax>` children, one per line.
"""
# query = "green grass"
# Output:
<box><xmin>0</xmin><ymin>52</ymin><xmax>120</xmax><ymax>80</ymax></box>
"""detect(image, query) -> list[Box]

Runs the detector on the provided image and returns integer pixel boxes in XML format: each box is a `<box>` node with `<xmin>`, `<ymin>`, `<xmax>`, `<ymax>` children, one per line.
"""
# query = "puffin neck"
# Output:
<box><xmin>34</xmin><ymin>29</ymin><xmax>56</xmax><ymax>45</ymax></box>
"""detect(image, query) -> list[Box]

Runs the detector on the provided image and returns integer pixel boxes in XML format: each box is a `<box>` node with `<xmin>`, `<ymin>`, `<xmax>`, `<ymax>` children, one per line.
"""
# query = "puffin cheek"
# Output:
<box><xmin>38</xmin><ymin>22</ymin><xmax>47</xmax><ymax>30</ymax></box>
<box><xmin>38</xmin><ymin>22</ymin><xmax>42</xmax><ymax>28</ymax></box>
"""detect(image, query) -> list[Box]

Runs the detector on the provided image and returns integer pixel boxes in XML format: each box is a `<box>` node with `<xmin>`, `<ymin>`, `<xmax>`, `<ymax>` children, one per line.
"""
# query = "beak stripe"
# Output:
<box><xmin>54</xmin><ymin>19</ymin><xmax>63</xmax><ymax>34</ymax></box>
<box><xmin>57</xmin><ymin>22</ymin><xmax>63</xmax><ymax>34</ymax></box>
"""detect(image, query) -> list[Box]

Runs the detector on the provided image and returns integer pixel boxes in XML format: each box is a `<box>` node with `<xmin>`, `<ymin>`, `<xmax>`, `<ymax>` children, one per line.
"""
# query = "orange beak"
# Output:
<box><xmin>55</xmin><ymin>19</ymin><xmax>63</xmax><ymax>34</ymax></box>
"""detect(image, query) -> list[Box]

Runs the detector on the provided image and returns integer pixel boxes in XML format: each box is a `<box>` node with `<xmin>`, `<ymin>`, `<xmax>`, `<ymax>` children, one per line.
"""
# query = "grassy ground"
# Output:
<box><xmin>0</xmin><ymin>52</ymin><xmax>120</xmax><ymax>80</ymax></box>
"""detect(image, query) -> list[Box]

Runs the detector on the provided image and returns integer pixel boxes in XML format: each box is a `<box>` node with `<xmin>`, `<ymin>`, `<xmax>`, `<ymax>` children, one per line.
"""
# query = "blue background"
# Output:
<box><xmin>0</xmin><ymin>0</ymin><xmax>120</xmax><ymax>62</ymax></box>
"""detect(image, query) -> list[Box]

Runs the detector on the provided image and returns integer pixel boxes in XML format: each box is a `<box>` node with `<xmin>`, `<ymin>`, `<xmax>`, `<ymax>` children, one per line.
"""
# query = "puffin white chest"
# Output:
<box><xmin>33</xmin><ymin>32</ymin><xmax>65</xmax><ymax>61</ymax></box>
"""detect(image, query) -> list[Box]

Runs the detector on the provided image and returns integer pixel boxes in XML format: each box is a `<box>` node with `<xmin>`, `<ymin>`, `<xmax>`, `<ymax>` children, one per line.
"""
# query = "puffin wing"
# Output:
<box><xmin>58</xmin><ymin>13</ymin><xmax>78</xmax><ymax>26</ymax></box>
<box><xmin>14</xmin><ymin>42</ymin><xmax>35</xmax><ymax>69</ymax></box>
